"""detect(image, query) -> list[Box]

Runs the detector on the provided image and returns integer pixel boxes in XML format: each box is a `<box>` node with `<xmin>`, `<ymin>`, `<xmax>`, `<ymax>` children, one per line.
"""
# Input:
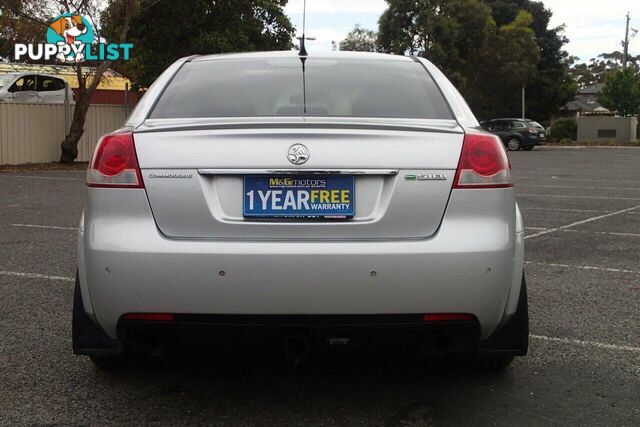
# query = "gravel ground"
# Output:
<box><xmin>0</xmin><ymin>146</ymin><xmax>638</xmax><ymax>425</ymax></box>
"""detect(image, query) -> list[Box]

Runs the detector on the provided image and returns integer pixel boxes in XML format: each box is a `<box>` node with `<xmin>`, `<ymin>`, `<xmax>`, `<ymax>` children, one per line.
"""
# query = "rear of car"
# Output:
<box><xmin>483</xmin><ymin>118</ymin><xmax>547</xmax><ymax>151</ymax></box>
<box><xmin>73</xmin><ymin>52</ymin><xmax>527</xmax><ymax>370</ymax></box>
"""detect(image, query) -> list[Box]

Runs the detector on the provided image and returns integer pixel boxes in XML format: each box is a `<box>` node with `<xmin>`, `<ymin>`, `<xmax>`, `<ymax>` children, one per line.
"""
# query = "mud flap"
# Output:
<box><xmin>72</xmin><ymin>271</ymin><xmax>123</xmax><ymax>356</ymax></box>
<box><xmin>480</xmin><ymin>273</ymin><xmax>529</xmax><ymax>356</ymax></box>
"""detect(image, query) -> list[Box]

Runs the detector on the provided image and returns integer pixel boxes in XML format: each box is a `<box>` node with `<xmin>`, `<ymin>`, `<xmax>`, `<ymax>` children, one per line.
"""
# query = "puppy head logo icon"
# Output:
<box><xmin>46</xmin><ymin>13</ymin><xmax>94</xmax><ymax>62</ymax></box>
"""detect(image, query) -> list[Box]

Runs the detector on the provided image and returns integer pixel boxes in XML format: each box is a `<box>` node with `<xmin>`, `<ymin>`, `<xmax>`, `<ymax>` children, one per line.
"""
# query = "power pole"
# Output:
<box><xmin>522</xmin><ymin>87</ymin><xmax>526</xmax><ymax>119</ymax></box>
<box><xmin>623</xmin><ymin>12</ymin><xmax>630</xmax><ymax>67</ymax></box>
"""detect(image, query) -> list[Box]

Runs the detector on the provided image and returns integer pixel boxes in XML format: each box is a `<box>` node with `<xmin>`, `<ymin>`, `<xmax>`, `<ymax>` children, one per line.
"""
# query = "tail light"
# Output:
<box><xmin>453</xmin><ymin>131</ymin><xmax>512</xmax><ymax>189</ymax></box>
<box><xmin>423</xmin><ymin>313</ymin><xmax>476</xmax><ymax>322</ymax></box>
<box><xmin>87</xmin><ymin>131</ymin><xmax>143</xmax><ymax>188</ymax></box>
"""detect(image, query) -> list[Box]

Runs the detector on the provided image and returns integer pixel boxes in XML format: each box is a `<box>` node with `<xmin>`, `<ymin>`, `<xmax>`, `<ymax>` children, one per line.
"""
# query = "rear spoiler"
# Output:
<box><xmin>136</xmin><ymin>117</ymin><xmax>464</xmax><ymax>135</ymax></box>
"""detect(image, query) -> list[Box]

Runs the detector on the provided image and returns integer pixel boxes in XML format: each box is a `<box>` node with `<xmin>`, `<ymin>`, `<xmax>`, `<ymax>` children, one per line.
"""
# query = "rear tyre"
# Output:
<box><xmin>506</xmin><ymin>137</ymin><xmax>521</xmax><ymax>151</ymax></box>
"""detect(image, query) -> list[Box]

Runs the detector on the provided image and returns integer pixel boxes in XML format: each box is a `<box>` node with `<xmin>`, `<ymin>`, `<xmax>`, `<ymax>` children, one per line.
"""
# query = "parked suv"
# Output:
<box><xmin>482</xmin><ymin>118</ymin><xmax>546</xmax><ymax>151</ymax></box>
<box><xmin>0</xmin><ymin>73</ymin><xmax>70</xmax><ymax>104</ymax></box>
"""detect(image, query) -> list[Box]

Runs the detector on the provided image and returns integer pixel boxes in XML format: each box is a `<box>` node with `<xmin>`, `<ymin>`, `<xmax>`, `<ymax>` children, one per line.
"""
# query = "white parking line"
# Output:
<box><xmin>535</xmin><ymin>145</ymin><xmax>640</xmax><ymax>150</ymax></box>
<box><xmin>522</xmin><ymin>207</ymin><xmax>611</xmax><ymax>213</ymax></box>
<box><xmin>517</xmin><ymin>177</ymin><xmax>640</xmax><ymax>184</ymax></box>
<box><xmin>3</xmin><ymin>274</ymin><xmax>638</xmax><ymax>353</ymax></box>
<box><xmin>562</xmin><ymin>229</ymin><xmax>640</xmax><ymax>238</ymax></box>
<box><xmin>0</xmin><ymin>174</ymin><xmax>78</xmax><ymax>181</ymax></box>
<box><xmin>12</xmin><ymin>223</ymin><xmax>78</xmax><ymax>231</ymax></box>
<box><xmin>525</xmin><ymin>228</ymin><xmax>640</xmax><ymax>238</ymax></box>
<box><xmin>0</xmin><ymin>270</ymin><xmax>74</xmax><ymax>282</ymax></box>
<box><xmin>514</xmin><ymin>166</ymin><xmax>638</xmax><ymax>172</ymax></box>
<box><xmin>517</xmin><ymin>193</ymin><xmax>640</xmax><ymax>201</ymax></box>
<box><xmin>531</xmin><ymin>335</ymin><xmax>640</xmax><ymax>352</ymax></box>
<box><xmin>525</xmin><ymin>204</ymin><xmax>640</xmax><ymax>239</ymax></box>
<box><xmin>525</xmin><ymin>261</ymin><xmax>640</xmax><ymax>275</ymax></box>
<box><xmin>518</xmin><ymin>184</ymin><xmax>640</xmax><ymax>191</ymax></box>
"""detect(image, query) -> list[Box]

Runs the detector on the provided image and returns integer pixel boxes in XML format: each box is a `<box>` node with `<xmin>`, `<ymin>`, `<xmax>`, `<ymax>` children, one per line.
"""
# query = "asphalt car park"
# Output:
<box><xmin>0</xmin><ymin>146</ymin><xmax>638</xmax><ymax>425</ymax></box>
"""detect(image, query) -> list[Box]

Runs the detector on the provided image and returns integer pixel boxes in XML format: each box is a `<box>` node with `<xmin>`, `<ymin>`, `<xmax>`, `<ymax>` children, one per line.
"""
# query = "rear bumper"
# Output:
<box><xmin>79</xmin><ymin>187</ymin><xmax>524</xmax><ymax>342</ymax></box>
<box><xmin>521</xmin><ymin>136</ymin><xmax>546</xmax><ymax>147</ymax></box>
<box><xmin>74</xmin><ymin>310</ymin><xmax>527</xmax><ymax>357</ymax></box>
<box><xmin>117</xmin><ymin>314</ymin><xmax>481</xmax><ymax>356</ymax></box>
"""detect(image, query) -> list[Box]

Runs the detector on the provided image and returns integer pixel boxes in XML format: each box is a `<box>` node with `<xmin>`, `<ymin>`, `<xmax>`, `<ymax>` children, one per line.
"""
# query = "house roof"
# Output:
<box><xmin>579</xmin><ymin>83</ymin><xmax>605</xmax><ymax>95</ymax></box>
<box><xmin>562</xmin><ymin>99</ymin><xmax>604</xmax><ymax>112</ymax></box>
<box><xmin>562</xmin><ymin>82</ymin><xmax>610</xmax><ymax>112</ymax></box>
<box><xmin>0</xmin><ymin>62</ymin><xmax>123</xmax><ymax>78</ymax></box>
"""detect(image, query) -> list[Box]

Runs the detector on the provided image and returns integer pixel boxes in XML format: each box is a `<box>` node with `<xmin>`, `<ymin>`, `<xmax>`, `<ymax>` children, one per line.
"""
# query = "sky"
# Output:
<box><xmin>284</xmin><ymin>0</ymin><xmax>640</xmax><ymax>62</ymax></box>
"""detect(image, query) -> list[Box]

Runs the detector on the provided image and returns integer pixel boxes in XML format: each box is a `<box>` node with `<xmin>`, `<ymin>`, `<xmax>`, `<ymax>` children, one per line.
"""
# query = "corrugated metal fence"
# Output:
<box><xmin>0</xmin><ymin>102</ymin><xmax>126</xmax><ymax>165</ymax></box>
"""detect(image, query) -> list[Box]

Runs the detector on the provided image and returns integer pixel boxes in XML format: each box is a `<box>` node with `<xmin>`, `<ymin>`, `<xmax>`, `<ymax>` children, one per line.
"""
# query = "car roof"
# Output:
<box><xmin>0</xmin><ymin>72</ymin><xmax>61</xmax><ymax>78</ymax></box>
<box><xmin>489</xmin><ymin>118</ymin><xmax>535</xmax><ymax>122</ymax></box>
<box><xmin>191</xmin><ymin>50</ymin><xmax>414</xmax><ymax>63</ymax></box>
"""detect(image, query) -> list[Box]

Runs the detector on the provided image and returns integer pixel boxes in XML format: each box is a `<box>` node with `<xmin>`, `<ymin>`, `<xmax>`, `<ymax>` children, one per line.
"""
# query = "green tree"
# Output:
<box><xmin>1</xmin><ymin>0</ymin><xmax>138</xmax><ymax>163</ymax></box>
<box><xmin>0</xmin><ymin>0</ymin><xmax>48</xmax><ymax>61</ymax></box>
<box><xmin>473</xmin><ymin>11</ymin><xmax>540</xmax><ymax>118</ymax></box>
<box><xmin>378</xmin><ymin>0</ymin><xmax>495</xmax><ymax>94</ymax></box>
<box><xmin>598</xmin><ymin>68</ymin><xmax>640</xmax><ymax>117</ymax></box>
<box><xmin>102</xmin><ymin>0</ymin><xmax>295</xmax><ymax>90</ymax></box>
<box><xmin>568</xmin><ymin>51</ymin><xmax>640</xmax><ymax>88</ymax></box>
<box><xmin>339</xmin><ymin>25</ymin><xmax>378</xmax><ymax>52</ymax></box>
<box><xmin>484</xmin><ymin>0</ymin><xmax>576</xmax><ymax>122</ymax></box>
<box><xmin>378</xmin><ymin>0</ymin><xmax>539</xmax><ymax>119</ymax></box>
<box><xmin>568</xmin><ymin>58</ymin><xmax>599</xmax><ymax>88</ymax></box>
<box><xmin>378</xmin><ymin>0</ymin><xmax>576</xmax><ymax>121</ymax></box>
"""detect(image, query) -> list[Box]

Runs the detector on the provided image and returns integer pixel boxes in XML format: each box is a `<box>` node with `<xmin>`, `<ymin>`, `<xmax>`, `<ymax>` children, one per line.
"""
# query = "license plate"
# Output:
<box><xmin>243</xmin><ymin>175</ymin><xmax>355</xmax><ymax>218</ymax></box>
<box><xmin>539</xmin><ymin>132</ymin><xmax>545</xmax><ymax>137</ymax></box>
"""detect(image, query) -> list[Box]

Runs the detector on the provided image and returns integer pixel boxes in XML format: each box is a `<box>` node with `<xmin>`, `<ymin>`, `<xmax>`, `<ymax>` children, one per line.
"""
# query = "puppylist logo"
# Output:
<box><xmin>14</xmin><ymin>13</ymin><xmax>133</xmax><ymax>63</ymax></box>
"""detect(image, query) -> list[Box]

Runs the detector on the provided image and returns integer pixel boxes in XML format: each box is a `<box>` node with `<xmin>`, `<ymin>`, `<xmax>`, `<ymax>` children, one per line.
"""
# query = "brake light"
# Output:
<box><xmin>87</xmin><ymin>131</ymin><xmax>143</xmax><ymax>188</ymax></box>
<box><xmin>453</xmin><ymin>131</ymin><xmax>512</xmax><ymax>189</ymax></box>
<box><xmin>122</xmin><ymin>313</ymin><xmax>174</xmax><ymax>321</ymax></box>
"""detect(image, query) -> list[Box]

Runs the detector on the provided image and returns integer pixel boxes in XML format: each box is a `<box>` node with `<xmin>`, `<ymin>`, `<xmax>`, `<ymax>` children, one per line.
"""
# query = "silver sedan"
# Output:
<box><xmin>73</xmin><ymin>51</ymin><xmax>528</xmax><ymax>371</ymax></box>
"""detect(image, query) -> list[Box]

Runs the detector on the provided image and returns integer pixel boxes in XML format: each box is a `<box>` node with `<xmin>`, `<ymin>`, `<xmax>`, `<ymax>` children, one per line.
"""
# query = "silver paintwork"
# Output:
<box><xmin>141</xmin><ymin>168</ymin><xmax>454</xmax><ymax>240</ymax></box>
<box><xmin>197</xmin><ymin>169</ymin><xmax>399</xmax><ymax>175</ymax></box>
<box><xmin>135</xmin><ymin>124</ymin><xmax>463</xmax><ymax>240</ymax></box>
<box><xmin>136</xmin><ymin>116</ymin><xmax>464</xmax><ymax>133</ymax></box>
<box><xmin>80</xmin><ymin>51</ymin><xmax>524</xmax><ymax>341</ymax></box>
<box><xmin>79</xmin><ymin>188</ymin><xmax>521</xmax><ymax>339</ymax></box>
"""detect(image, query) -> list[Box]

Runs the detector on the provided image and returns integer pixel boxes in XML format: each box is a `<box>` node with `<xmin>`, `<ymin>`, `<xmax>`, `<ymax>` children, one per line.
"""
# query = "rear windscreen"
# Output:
<box><xmin>149</xmin><ymin>57</ymin><xmax>453</xmax><ymax>120</ymax></box>
<box><xmin>529</xmin><ymin>121</ymin><xmax>545</xmax><ymax>129</ymax></box>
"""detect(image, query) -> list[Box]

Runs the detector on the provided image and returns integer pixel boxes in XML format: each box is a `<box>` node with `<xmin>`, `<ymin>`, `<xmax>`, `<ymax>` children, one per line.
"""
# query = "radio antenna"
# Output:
<box><xmin>298</xmin><ymin>0</ymin><xmax>308</xmax><ymax>56</ymax></box>
<box><xmin>298</xmin><ymin>0</ymin><xmax>310</xmax><ymax>114</ymax></box>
